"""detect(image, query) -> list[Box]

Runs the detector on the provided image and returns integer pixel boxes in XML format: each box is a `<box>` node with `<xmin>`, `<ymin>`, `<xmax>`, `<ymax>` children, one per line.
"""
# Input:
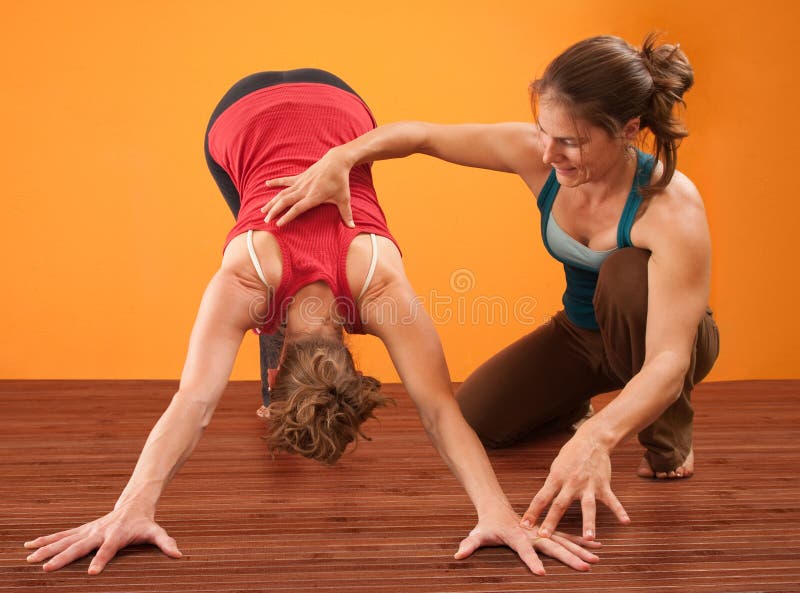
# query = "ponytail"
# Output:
<box><xmin>639</xmin><ymin>32</ymin><xmax>694</xmax><ymax>196</ymax></box>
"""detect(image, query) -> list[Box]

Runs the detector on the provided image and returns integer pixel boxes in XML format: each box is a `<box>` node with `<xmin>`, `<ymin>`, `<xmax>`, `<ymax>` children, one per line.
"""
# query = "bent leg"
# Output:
<box><xmin>594</xmin><ymin>248</ymin><xmax>719</xmax><ymax>475</ymax></box>
<box><xmin>456</xmin><ymin>312</ymin><xmax>619</xmax><ymax>448</ymax></box>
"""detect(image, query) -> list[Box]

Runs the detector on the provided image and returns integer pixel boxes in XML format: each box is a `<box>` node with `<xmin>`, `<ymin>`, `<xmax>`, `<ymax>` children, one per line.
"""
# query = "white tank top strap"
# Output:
<box><xmin>246</xmin><ymin>229</ymin><xmax>270</xmax><ymax>288</ymax></box>
<box><xmin>357</xmin><ymin>233</ymin><xmax>379</xmax><ymax>302</ymax></box>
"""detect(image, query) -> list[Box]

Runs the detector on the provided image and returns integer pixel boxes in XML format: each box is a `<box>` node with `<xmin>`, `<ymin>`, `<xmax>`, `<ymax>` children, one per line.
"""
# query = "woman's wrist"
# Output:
<box><xmin>575</xmin><ymin>417</ymin><xmax>619</xmax><ymax>453</ymax></box>
<box><xmin>114</xmin><ymin>484</ymin><xmax>160</xmax><ymax>517</ymax></box>
<box><xmin>328</xmin><ymin>144</ymin><xmax>359</xmax><ymax>169</ymax></box>
<box><xmin>475</xmin><ymin>491</ymin><xmax>515</xmax><ymax>519</ymax></box>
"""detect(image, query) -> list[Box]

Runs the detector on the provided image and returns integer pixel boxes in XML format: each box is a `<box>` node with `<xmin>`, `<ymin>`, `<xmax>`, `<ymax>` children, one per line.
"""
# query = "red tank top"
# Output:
<box><xmin>207</xmin><ymin>82</ymin><xmax>399</xmax><ymax>335</ymax></box>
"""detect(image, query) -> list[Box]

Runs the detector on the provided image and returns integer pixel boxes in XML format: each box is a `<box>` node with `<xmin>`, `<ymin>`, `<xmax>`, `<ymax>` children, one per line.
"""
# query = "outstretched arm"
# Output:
<box><xmin>24</xmin><ymin>267</ymin><xmax>264</xmax><ymax>574</ymax></box>
<box><xmin>261</xmin><ymin>121</ymin><xmax>546</xmax><ymax>226</ymax></box>
<box><xmin>365</xmin><ymin>275</ymin><xmax>600</xmax><ymax>575</ymax></box>
<box><xmin>116</xmin><ymin>267</ymin><xmax>263</xmax><ymax>510</ymax></box>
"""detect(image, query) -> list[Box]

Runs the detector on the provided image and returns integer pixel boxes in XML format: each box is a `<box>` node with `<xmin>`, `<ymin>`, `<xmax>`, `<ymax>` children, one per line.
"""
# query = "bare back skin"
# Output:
<box><xmin>221</xmin><ymin>229</ymin><xmax>403</xmax><ymax>327</ymax></box>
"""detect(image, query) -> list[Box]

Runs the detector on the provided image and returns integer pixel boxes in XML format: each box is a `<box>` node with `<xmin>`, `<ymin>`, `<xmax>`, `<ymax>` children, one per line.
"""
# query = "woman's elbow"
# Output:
<box><xmin>171</xmin><ymin>391</ymin><xmax>216</xmax><ymax>429</ymax></box>
<box><xmin>647</xmin><ymin>353</ymin><xmax>691</xmax><ymax>402</ymax></box>
<box><xmin>418</xmin><ymin>397</ymin><xmax>460</xmax><ymax>439</ymax></box>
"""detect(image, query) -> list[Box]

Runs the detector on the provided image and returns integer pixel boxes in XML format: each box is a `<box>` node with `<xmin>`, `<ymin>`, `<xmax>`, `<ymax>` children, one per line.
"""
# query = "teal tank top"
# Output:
<box><xmin>536</xmin><ymin>150</ymin><xmax>655</xmax><ymax>330</ymax></box>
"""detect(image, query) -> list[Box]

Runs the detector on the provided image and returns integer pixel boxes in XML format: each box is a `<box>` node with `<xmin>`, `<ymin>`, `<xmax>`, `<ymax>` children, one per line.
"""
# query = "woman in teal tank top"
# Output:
<box><xmin>260</xmin><ymin>34</ymin><xmax>719</xmax><ymax>558</ymax></box>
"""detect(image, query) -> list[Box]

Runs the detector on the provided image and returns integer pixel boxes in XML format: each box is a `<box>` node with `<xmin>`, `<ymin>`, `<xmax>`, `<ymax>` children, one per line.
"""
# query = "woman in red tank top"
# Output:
<box><xmin>24</xmin><ymin>70</ymin><xmax>598</xmax><ymax>576</ymax></box>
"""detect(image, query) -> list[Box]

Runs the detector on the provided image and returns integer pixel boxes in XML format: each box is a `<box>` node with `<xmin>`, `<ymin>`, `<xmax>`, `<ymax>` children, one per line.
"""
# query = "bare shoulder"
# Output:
<box><xmin>510</xmin><ymin>124</ymin><xmax>552</xmax><ymax>191</ymax></box>
<box><xmin>500</xmin><ymin>122</ymin><xmax>543</xmax><ymax>164</ymax></box>
<box><xmin>346</xmin><ymin>233</ymin><xmax>406</xmax><ymax>299</ymax></box>
<box><xmin>221</xmin><ymin>230</ymin><xmax>283</xmax><ymax>292</ymax></box>
<box><xmin>634</xmin><ymin>168</ymin><xmax>710</xmax><ymax>254</ymax></box>
<box><xmin>656</xmin><ymin>168</ymin><xmax>705</xmax><ymax>213</ymax></box>
<box><xmin>346</xmin><ymin>234</ymin><xmax>416</xmax><ymax>335</ymax></box>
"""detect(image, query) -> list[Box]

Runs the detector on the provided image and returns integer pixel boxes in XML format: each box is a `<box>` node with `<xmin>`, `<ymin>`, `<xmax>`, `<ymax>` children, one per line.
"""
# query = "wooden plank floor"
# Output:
<box><xmin>2</xmin><ymin>380</ymin><xmax>799</xmax><ymax>592</ymax></box>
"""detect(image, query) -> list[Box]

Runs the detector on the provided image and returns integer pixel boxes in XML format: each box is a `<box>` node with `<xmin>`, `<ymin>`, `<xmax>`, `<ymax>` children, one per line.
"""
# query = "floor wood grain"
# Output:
<box><xmin>1</xmin><ymin>380</ymin><xmax>798</xmax><ymax>592</ymax></box>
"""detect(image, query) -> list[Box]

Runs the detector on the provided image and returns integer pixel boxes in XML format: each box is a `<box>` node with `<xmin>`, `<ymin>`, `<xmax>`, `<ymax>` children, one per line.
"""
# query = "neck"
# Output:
<box><xmin>574</xmin><ymin>151</ymin><xmax>638</xmax><ymax>204</ymax></box>
<box><xmin>284</xmin><ymin>282</ymin><xmax>342</xmax><ymax>341</ymax></box>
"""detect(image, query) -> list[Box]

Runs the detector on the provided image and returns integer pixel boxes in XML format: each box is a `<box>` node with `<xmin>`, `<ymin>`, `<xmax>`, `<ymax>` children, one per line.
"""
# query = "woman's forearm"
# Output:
<box><xmin>579</xmin><ymin>352</ymin><xmax>689</xmax><ymax>451</ymax></box>
<box><xmin>114</xmin><ymin>270</ymin><xmax>251</xmax><ymax>514</ymax></box>
<box><xmin>422</xmin><ymin>398</ymin><xmax>513</xmax><ymax>516</ymax></box>
<box><xmin>112</xmin><ymin>266</ymin><xmax>256</xmax><ymax>512</ymax></box>
<box><xmin>335</xmin><ymin>121</ymin><xmax>429</xmax><ymax>168</ymax></box>
<box><xmin>114</xmin><ymin>393</ymin><xmax>209</xmax><ymax>514</ymax></box>
<box><xmin>371</xmin><ymin>281</ymin><xmax>516</xmax><ymax>517</ymax></box>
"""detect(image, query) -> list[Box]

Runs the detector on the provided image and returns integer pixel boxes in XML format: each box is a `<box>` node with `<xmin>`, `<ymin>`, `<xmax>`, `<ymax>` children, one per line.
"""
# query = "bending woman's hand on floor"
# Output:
<box><xmin>520</xmin><ymin>429</ymin><xmax>631</xmax><ymax>541</ymax></box>
<box><xmin>24</xmin><ymin>504</ymin><xmax>181</xmax><ymax>574</ymax></box>
<box><xmin>261</xmin><ymin>147</ymin><xmax>355</xmax><ymax>227</ymax></box>
<box><xmin>454</xmin><ymin>503</ymin><xmax>601</xmax><ymax>574</ymax></box>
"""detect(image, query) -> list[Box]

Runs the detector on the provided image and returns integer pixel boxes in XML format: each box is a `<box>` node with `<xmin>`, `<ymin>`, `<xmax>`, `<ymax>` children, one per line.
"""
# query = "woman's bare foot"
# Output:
<box><xmin>637</xmin><ymin>449</ymin><xmax>694</xmax><ymax>479</ymax></box>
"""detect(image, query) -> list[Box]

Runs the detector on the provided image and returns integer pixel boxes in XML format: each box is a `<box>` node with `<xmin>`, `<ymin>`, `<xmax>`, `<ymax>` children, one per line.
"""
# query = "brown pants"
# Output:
<box><xmin>456</xmin><ymin>248</ymin><xmax>720</xmax><ymax>473</ymax></box>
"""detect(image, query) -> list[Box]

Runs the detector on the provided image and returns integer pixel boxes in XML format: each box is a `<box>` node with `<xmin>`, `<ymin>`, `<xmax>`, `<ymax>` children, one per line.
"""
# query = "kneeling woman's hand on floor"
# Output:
<box><xmin>521</xmin><ymin>429</ymin><xmax>631</xmax><ymax>542</ymax></box>
<box><xmin>24</xmin><ymin>503</ymin><xmax>181</xmax><ymax>575</ymax></box>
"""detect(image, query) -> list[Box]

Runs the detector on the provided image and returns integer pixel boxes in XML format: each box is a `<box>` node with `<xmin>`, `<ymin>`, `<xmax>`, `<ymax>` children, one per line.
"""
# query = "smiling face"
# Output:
<box><xmin>535</xmin><ymin>93</ymin><xmax>639</xmax><ymax>189</ymax></box>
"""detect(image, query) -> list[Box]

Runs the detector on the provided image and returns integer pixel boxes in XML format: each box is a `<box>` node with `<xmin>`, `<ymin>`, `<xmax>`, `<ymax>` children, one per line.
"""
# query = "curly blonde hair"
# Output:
<box><xmin>262</xmin><ymin>336</ymin><xmax>390</xmax><ymax>464</ymax></box>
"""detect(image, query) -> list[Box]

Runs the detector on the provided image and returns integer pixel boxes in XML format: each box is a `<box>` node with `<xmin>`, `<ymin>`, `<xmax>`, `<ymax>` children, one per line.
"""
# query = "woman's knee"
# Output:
<box><xmin>456</xmin><ymin>386</ymin><xmax>501</xmax><ymax>445</ymax></box>
<box><xmin>692</xmin><ymin>310</ymin><xmax>720</xmax><ymax>383</ymax></box>
<box><xmin>594</xmin><ymin>247</ymin><xmax>650</xmax><ymax>321</ymax></box>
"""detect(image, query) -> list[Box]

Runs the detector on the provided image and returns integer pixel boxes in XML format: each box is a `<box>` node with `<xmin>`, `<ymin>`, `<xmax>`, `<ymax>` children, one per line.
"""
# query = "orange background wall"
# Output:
<box><xmin>2</xmin><ymin>1</ymin><xmax>797</xmax><ymax>382</ymax></box>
